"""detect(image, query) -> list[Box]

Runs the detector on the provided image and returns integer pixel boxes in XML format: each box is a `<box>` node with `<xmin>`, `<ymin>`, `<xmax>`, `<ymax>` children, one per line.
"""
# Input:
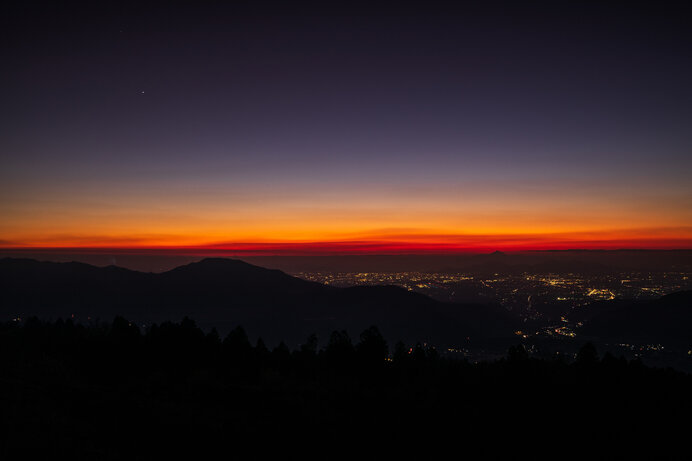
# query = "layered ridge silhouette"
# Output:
<box><xmin>574</xmin><ymin>290</ymin><xmax>692</xmax><ymax>347</ymax></box>
<box><xmin>0</xmin><ymin>257</ymin><xmax>516</xmax><ymax>347</ymax></box>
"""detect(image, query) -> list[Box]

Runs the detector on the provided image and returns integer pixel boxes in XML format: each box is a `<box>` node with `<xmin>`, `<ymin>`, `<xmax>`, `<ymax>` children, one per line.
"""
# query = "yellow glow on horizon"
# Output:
<box><xmin>2</xmin><ymin>176</ymin><xmax>691</xmax><ymax>252</ymax></box>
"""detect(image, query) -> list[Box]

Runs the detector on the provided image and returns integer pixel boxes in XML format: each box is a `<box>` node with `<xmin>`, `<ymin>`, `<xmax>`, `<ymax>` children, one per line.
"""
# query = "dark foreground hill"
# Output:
<box><xmin>576</xmin><ymin>290</ymin><xmax>692</xmax><ymax>347</ymax></box>
<box><xmin>0</xmin><ymin>257</ymin><xmax>516</xmax><ymax>347</ymax></box>
<box><xmin>0</xmin><ymin>317</ymin><xmax>689</xmax><ymax>459</ymax></box>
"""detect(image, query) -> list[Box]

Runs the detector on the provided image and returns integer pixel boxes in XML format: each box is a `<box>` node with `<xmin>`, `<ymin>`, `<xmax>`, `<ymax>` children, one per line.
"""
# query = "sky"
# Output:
<box><xmin>2</xmin><ymin>1</ymin><xmax>691</xmax><ymax>254</ymax></box>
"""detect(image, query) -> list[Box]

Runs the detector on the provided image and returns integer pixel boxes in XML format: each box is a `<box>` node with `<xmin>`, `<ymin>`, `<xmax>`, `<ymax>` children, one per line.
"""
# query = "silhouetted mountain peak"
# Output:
<box><xmin>168</xmin><ymin>257</ymin><xmax>259</xmax><ymax>273</ymax></box>
<box><xmin>0</xmin><ymin>257</ymin><xmax>519</xmax><ymax>346</ymax></box>
<box><xmin>163</xmin><ymin>257</ymin><xmax>288</xmax><ymax>279</ymax></box>
<box><xmin>159</xmin><ymin>257</ymin><xmax>328</xmax><ymax>295</ymax></box>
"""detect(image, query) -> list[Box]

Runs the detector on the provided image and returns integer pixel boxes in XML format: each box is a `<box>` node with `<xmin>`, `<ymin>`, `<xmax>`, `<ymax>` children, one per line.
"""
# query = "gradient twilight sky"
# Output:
<box><xmin>2</xmin><ymin>1</ymin><xmax>692</xmax><ymax>254</ymax></box>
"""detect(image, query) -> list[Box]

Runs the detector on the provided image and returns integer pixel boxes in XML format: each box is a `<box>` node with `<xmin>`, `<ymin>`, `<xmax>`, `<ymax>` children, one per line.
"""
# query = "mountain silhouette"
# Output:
<box><xmin>0</xmin><ymin>257</ymin><xmax>517</xmax><ymax>347</ymax></box>
<box><xmin>577</xmin><ymin>290</ymin><xmax>692</xmax><ymax>346</ymax></box>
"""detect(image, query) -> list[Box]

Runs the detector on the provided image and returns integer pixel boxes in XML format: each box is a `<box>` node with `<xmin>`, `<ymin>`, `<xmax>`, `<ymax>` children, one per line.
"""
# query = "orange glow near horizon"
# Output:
<box><xmin>3</xmin><ymin>215</ymin><xmax>692</xmax><ymax>254</ymax></box>
<box><xmin>2</xmin><ymin>176</ymin><xmax>691</xmax><ymax>254</ymax></box>
<box><xmin>3</xmin><ymin>232</ymin><xmax>692</xmax><ymax>255</ymax></box>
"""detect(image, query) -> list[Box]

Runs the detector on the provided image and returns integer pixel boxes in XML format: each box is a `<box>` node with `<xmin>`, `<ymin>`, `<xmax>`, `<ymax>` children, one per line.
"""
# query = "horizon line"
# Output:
<box><xmin>2</xmin><ymin>246</ymin><xmax>692</xmax><ymax>257</ymax></box>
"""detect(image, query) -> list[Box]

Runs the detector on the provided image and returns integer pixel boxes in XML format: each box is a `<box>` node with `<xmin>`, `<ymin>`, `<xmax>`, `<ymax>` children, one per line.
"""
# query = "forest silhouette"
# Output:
<box><xmin>0</xmin><ymin>316</ymin><xmax>689</xmax><ymax>458</ymax></box>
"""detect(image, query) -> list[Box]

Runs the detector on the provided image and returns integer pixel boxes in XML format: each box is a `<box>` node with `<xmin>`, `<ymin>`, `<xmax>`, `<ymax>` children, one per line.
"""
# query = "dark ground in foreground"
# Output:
<box><xmin>0</xmin><ymin>317</ymin><xmax>689</xmax><ymax>459</ymax></box>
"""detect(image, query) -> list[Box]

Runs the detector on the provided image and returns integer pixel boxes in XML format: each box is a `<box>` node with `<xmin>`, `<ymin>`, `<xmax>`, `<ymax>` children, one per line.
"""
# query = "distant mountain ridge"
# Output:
<box><xmin>3</xmin><ymin>249</ymin><xmax>691</xmax><ymax>273</ymax></box>
<box><xmin>0</xmin><ymin>257</ymin><xmax>517</xmax><ymax>347</ymax></box>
